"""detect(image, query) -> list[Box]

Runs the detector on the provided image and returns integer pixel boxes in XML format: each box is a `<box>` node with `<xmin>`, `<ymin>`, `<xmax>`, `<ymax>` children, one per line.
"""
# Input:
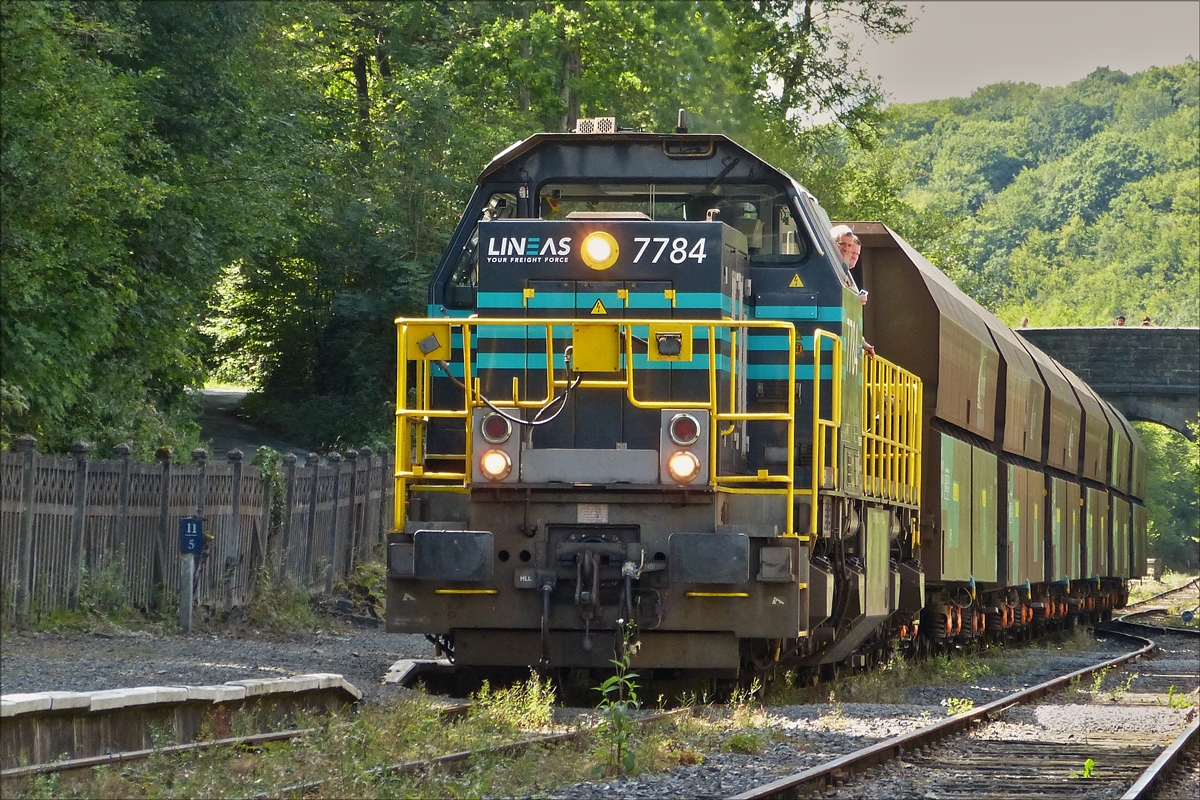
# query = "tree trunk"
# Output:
<box><xmin>353</xmin><ymin>52</ymin><xmax>371</xmax><ymax>154</ymax></box>
<box><xmin>560</xmin><ymin>45</ymin><xmax>581</xmax><ymax>131</ymax></box>
<box><xmin>519</xmin><ymin>5</ymin><xmax>530</xmax><ymax>113</ymax></box>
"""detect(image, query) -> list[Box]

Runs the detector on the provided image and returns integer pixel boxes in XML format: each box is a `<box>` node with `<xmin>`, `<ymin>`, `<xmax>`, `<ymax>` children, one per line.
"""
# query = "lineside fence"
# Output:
<box><xmin>0</xmin><ymin>435</ymin><xmax>393</xmax><ymax>627</ymax></box>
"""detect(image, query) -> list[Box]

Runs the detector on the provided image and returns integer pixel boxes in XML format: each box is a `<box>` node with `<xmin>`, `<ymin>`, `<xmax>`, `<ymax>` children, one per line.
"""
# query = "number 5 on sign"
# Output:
<box><xmin>179</xmin><ymin>517</ymin><xmax>205</xmax><ymax>555</ymax></box>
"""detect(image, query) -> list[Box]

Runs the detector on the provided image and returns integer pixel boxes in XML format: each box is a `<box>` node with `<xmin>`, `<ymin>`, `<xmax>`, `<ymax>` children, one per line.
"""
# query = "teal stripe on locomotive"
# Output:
<box><xmin>476</xmin><ymin>352</ymin><xmax>735</xmax><ymax>372</ymax></box>
<box><xmin>478</xmin><ymin>290</ymin><xmax>730</xmax><ymax>314</ymax></box>
<box><xmin>754</xmin><ymin>305</ymin><xmax>845</xmax><ymax>322</ymax></box>
<box><xmin>425</xmin><ymin>305</ymin><xmax>474</xmax><ymax>318</ymax></box>
<box><xmin>746</xmin><ymin>363</ymin><xmax>832</xmax><ymax>380</ymax></box>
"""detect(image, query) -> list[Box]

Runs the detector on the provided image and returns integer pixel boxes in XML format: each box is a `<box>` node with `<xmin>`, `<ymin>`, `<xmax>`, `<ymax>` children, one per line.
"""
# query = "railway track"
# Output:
<box><xmin>3</xmin><ymin>677</ymin><xmax>691</xmax><ymax>800</ymax></box>
<box><xmin>0</xmin><ymin>700</ymin><xmax>471</xmax><ymax>784</ymax></box>
<box><xmin>253</xmin><ymin>706</ymin><xmax>691</xmax><ymax>800</ymax></box>
<box><xmin>731</xmin><ymin>628</ymin><xmax>1199</xmax><ymax>800</ymax></box>
<box><xmin>1123</xmin><ymin>577</ymin><xmax>1200</xmax><ymax>611</ymax></box>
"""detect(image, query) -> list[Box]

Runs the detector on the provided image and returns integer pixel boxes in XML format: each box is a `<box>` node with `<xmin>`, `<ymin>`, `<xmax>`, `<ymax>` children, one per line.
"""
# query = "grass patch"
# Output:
<box><xmin>245</xmin><ymin>569</ymin><xmax>321</xmax><ymax>635</ymax></box>
<box><xmin>20</xmin><ymin>684</ymin><xmax>740</xmax><ymax>798</ymax></box>
<box><xmin>767</xmin><ymin>650</ymin><xmax>995</xmax><ymax>707</ymax></box>
<box><xmin>721</xmin><ymin>730</ymin><xmax>764</xmax><ymax>754</ymax></box>
<box><xmin>1128</xmin><ymin>570</ymin><xmax>1199</xmax><ymax>604</ymax></box>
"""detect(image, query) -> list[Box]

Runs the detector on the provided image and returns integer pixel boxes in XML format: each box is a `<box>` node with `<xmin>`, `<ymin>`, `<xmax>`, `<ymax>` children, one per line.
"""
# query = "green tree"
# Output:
<box><xmin>1134</xmin><ymin>421</ymin><xmax>1200</xmax><ymax>571</ymax></box>
<box><xmin>0</xmin><ymin>0</ymin><xmax>185</xmax><ymax>454</ymax></box>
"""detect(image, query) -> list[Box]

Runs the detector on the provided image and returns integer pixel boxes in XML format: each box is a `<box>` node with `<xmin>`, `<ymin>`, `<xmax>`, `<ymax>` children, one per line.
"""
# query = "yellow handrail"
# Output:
<box><xmin>861</xmin><ymin>354</ymin><xmax>923</xmax><ymax>506</ymax></box>
<box><xmin>394</xmin><ymin>317</ymin><xmax>799</xmax><ymax>534</ymax></box>
<box><xmin>809</xmin><ymin>330</ymin><xmax>843</xmax><ymax>535</ymax></box>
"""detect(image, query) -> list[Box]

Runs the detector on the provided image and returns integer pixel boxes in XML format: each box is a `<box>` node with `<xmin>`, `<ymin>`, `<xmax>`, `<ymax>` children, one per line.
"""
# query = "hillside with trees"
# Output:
<box><xmin>2</xmin><ymin>2</ymin><xmax>1195</xmax><ymax>567</ymax></box>
<box><xmin>878</xmin><ymin>62</ymin><xmax>1199</xmax><ymax>329</ymax></box>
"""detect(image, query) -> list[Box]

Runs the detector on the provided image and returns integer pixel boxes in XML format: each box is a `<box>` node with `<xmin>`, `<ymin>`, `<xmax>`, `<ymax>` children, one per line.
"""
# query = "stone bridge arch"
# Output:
<box><xmin>1017</xmin><ymin>327</ymin><xmax>1200</xmax><ymax>440</ymax></box>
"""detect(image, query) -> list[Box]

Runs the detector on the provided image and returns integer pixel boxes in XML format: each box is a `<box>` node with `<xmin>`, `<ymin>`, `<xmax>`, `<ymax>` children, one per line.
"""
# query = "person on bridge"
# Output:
<box><xmin>1115</xmin><ymin>315</ymin><xmax>1127</xmax><ymax>326</ymax></box>
<box><xmin>1142</xmin><ymin>316</ymin><xmax>1154</xmax><ymax>326</ymax></box>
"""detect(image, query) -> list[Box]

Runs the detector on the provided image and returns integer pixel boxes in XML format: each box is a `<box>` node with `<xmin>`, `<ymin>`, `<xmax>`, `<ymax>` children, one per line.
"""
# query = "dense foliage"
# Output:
<box><xmin>1133</xmin><ymin>421</ymin><xmax>1200</xmax><ymax>572</ymax></box>
<box><xmin>1</xmin><ymin>2</ymin><xmax>1195</xmax><ymax>566</ymax></box>
<box><xmin>880</xmin><ymin>63</ymin><xmax>1199</xmax><ymax>328</ymax></box>
<box><xmin>2</xmin><ymin>0</ymin><xmax>913</xmax><ymax>453</ymax></box>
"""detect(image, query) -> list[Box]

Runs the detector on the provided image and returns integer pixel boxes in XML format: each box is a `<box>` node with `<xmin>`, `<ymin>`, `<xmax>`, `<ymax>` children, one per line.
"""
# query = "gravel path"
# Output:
<box><xmin>0</xmin><ymin>622</ymin><xmax>436</xmax><ymax>706</ymax></box>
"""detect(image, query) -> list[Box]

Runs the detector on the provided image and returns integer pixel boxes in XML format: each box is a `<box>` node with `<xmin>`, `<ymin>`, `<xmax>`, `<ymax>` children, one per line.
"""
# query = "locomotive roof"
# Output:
<box><xmin>476</xmin><ymin>132</ymin><xmax>793</xmax><ymax>188</ymax></box>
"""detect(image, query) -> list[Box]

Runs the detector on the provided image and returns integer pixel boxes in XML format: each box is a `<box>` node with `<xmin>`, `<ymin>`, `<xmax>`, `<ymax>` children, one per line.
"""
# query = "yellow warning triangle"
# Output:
<box><xmin>789</xmin><ymin>273</ymin><xmax>804</xmax><ymax>288</ymax></box>
<box><xmin>590</xmin><ymin>298</ymin><xmax>608</xmax><ymax>315</ymax></box>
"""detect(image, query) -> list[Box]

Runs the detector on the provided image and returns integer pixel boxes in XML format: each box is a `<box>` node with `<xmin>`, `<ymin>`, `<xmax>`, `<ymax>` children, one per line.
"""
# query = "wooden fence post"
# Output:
<box><xmin>257</xmin><ymin>448</ymin><xmax>272</xmax><ymax>579</ymax></box>
<box><xmin>154</xmin><ymin>447</ymin><xmax>172</xmax><ymax>611</ymax></box>
<box><xmin>357</xmin><ymin>446</ymin><xmax>372</xmax><ymax>565</ymax></box>
<box><xmin>304</xmin><ymin>453</ymin><xmax>319</xmax><ymax>588</ymax></box>
<box><xmin>15</xmin><ymin>434</ymin><xmax>37</xmax><ymax>623</ymax></box>
<box><xmin>113</xmin><ymin>443</ymin><xmax>132</xmax><ymax>577</ymax></box>
<box><xmin>225</xmin><ymin>449</ymin><xmax>243</xmax><ymax>611</ymax></box>
<box><xmin>344</xmin><ymin>449</ymin><xmax>359</xmax><ymax>571</ymax></box>
<box><xmin>377</xmin><ymin>445</ymin><xmax>390</xmax><ymax>544</ymax></box>
<box><xmin>181</xmin><ymin>448</ymin><xmax>207</xmax><ymax>633</ymax></box>
<box><xmin>68</xmin><ymin>441</ymin><xmax>92</xmax><ymax>610</ymax></box>
<box><xmin>324</xmin><ymin>452</ymin><xmax>343</xmax><ymax>595</ymax></box>
<box><xmin>278</xmin><ymin>453</ymin><xmax>297</xmax><ymax>581</ymax></box>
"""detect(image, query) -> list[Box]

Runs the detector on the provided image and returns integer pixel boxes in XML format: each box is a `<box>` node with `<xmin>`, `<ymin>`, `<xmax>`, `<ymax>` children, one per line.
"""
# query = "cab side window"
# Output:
<box><xmin>445</xmin><ymin>193</ymin><xmax>517</xmax><ymax>308</ymax></box>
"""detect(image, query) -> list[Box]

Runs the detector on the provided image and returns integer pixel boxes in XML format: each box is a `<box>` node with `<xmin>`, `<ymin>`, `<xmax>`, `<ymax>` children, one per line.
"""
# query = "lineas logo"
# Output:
<box><xmin>487</xmin><ymin>236</ymin><xmax>573</xmax><ymax>257</ymax></box>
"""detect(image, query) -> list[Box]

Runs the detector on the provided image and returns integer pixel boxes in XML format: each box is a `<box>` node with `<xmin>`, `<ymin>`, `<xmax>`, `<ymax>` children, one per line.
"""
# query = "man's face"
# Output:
<box><xmin>837</xmin><ymin>237</ymin><xmax>861</xmax><ymax>268</ymax></box>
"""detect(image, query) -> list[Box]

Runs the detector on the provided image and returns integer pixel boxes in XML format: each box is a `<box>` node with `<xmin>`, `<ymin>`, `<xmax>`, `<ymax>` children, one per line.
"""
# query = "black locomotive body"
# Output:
<box><xmin>385</xmin><ymin>129</ymin><xmax>1147</xmax><ymax>680</ymax></box>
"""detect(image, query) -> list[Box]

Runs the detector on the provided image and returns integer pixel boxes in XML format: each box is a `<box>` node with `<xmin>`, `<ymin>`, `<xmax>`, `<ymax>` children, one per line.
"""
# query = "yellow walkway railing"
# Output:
<box><xmin>394</xmin><ymin>317</ymin><xmax>801</xmax><ymax>535</ymax></box>
<box><xmin>862</xmin><ymin>355</ymin><xmax>923</xmax><ymax>506</ymax></box>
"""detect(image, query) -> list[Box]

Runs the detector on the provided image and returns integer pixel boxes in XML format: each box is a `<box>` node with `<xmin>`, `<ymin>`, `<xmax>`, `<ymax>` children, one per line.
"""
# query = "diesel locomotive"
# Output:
<box><xmin>385</xmin><ymin>122</ymin><xmax>1147</xmax><ymax>683</ymax></box>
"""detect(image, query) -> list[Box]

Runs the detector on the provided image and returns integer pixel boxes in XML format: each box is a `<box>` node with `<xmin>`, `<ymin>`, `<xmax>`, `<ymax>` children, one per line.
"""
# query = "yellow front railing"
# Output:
<box><xmin>394</xmin><ymin>317</ymin><xmax>801</xmax><ymax>535</ymax></box>
<box><xmin>862</xmin><ymin>354</ymin><xmax>923</xmax><ymax>506</ymax></box>
<box><xmin>809</xmin><ymin>330</ymin><xmax>843</xmax><ymax>534</ymax></box>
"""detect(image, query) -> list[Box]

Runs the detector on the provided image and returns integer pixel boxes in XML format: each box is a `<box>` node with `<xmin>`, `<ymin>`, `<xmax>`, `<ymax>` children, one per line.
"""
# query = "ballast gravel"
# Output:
<box><xmin>534</xmin><ymin>635</ymin><xmax>1196</xmax><ymax>800</ymax></box>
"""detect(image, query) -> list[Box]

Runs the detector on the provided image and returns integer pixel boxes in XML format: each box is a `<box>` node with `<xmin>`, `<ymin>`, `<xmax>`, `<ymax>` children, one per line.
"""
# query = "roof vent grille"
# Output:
<box><xmin>575</xmin><ymin>117</ymin><xmax>616</xmax><ymax>134</ymax></box>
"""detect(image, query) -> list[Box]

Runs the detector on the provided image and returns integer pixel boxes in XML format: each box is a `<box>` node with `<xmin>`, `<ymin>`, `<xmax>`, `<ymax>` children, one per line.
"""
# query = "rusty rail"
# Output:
<box><xmin>730</xmin><ymin>629</ymin><xmax>1156</xmax><ymax>800</ymax></box>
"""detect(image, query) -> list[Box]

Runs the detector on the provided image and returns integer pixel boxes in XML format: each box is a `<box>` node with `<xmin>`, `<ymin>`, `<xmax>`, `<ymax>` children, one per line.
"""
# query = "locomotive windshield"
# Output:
<box><xmin>539</xmin><ymin>183</ymin><xmax>809</xmax><ymax>264</ymax></box>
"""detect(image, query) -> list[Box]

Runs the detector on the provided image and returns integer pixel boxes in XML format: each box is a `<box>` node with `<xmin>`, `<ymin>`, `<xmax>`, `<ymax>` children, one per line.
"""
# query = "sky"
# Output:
<box><xmin>854</xmin><ymin>1</ymin><xmax>1200</xmax><ymax>105</ymax></box>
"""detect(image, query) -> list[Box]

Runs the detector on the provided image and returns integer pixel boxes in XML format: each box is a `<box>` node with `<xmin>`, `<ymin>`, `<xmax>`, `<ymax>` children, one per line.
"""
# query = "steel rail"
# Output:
<box><xmin>1106</xmin><ymin>615</ymin><xmax>1200</xmax><ymax>638</ymax></box>
<box><xmin>0</xmin><ymin>700</ymin><xmax>473</xmax><ymax>782</ymax></box>
<box><xmin>1123</xmin><ymin>576</ymin><xmax>1200</xmax><ymax>610</ymax></box>
<box><xmin>256</xmin><ymin>706</ymin><xmax>691</xmax><ymax>799</ymax></box>
<box><xmin>0</xmin><ymin>728</ymin><xmax>317</xmax><ymax>780</ymax></box>
<box><xmin>1121</xmin><ymin>717</ymin><xmax>1199</xmax><ymax>800</ymax></box>
<box><xmin>728</xmin><ymin>629</ymin><xmax>1156</xmax><ymax>800</ymax></box>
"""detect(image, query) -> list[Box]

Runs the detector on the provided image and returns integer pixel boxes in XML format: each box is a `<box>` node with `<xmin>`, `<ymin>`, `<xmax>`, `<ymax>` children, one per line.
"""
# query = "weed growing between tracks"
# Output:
<box><xmin>766</xmin><ymin>650</ymin><xmax>996</xmax><ymax>706</ymax></box>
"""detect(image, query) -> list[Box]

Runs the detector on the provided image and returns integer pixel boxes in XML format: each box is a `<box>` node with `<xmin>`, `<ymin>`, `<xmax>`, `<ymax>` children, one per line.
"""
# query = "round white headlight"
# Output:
<box><xmin>479</xmin><ymin>449</ymin><xmax>512</xmax><ymax>481</ymax></box>
<box><xmin>580</xmin><ymin>231</ymin><xmax>619</xmax><ymax>270</ymax></box>
<box><xmin>666</xmin><ymin>450</ymin><xmax>701</xmax><ymax>484</ymax></box>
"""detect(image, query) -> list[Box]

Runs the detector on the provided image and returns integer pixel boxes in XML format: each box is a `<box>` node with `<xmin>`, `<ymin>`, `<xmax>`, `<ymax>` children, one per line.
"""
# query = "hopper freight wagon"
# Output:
<box><xmin>385</xmin><ymin>125</ymin><xmax>1147</xmax><ymax>684</ymax></box>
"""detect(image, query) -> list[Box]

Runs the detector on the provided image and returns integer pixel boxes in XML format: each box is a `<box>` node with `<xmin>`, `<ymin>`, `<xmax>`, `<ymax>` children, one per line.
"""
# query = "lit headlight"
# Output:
<box><xmin>479</xmin><ymin>449</ymin><xmax>512</xmax><ymax>481</ymax></box>
<box><xmin>580</xmin><ymin>231</ymin><xmax>619</xmax><ymax>270</ymax></box>
<box><xmin>666</xmin><ymin>450</ymin><xmax>701</xmax><ymax>484</ymax></box>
